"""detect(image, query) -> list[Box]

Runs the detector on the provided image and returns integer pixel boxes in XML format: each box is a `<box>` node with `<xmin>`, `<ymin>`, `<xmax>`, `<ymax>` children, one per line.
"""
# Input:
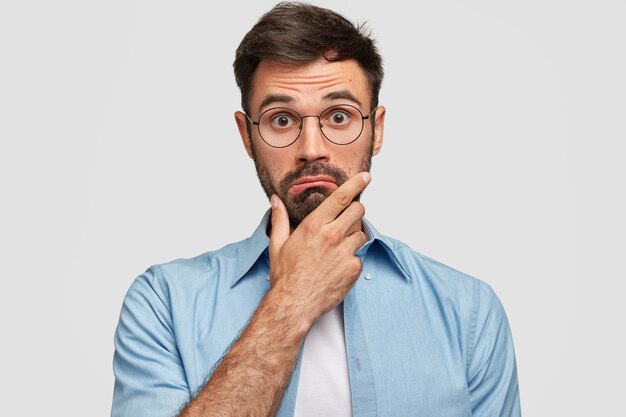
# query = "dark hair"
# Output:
<box><xmin>233</xmin><ymin>2</ymin><xmax>384</xmax><ymax>114</ymax></box>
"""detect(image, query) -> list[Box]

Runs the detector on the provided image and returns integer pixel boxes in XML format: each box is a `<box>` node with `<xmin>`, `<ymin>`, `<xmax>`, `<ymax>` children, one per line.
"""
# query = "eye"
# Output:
<box><xmin>274</xmin><ymin>115</ymin><xmax>292</xmax><ymax>127</ymax></box>
<box><xmin>267</xmin><ymin>111</ymin><xmax>299</xmax><ymax>129</ymax></box>
<box><xmin>323</xmin><ymin>108</ymin><xmax>353</xmax><ymax>127</ymax></box>
<box><xmin>332</xmin><ymin>112</ymin><xmax>347</xmax><ymax>124</ymax></box>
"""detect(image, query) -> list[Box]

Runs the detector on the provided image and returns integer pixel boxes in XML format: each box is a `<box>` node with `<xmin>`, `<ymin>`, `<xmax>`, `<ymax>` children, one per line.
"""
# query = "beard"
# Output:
<box><xmin>251</xmin><ymin>141</ymin><xmax>373</xmax><ymax>228</ymax></box>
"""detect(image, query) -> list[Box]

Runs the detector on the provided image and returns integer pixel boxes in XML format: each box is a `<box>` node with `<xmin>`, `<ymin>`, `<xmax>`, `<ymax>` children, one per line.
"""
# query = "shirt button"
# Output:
<box><xmin>364</xmin><ymin>272</ymin><xmax>373</xmax><ymax>280</ymax></box>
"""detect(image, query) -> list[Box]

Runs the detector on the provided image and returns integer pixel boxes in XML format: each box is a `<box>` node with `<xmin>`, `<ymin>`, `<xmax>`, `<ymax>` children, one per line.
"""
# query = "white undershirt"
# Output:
<box><xmin>293</xmin><ymin>303</ymin><xmax>352</xmax><ymax>417</ymax></box>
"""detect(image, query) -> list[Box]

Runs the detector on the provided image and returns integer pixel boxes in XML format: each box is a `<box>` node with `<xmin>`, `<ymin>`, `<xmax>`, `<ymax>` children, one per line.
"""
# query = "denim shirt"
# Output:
<box><xmin>111</xmin><ymin>211</ymin><xmax>521</xmax><ymax>417</ymax></box>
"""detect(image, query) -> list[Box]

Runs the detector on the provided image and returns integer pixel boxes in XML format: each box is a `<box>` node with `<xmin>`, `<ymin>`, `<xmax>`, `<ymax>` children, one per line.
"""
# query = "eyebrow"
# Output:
<box><xmin>322</xmin><ymin>90</ymin><xmax>363</xmax><ymax>107</ymax></box>
<box><xmin>256</xmin><ymin>90</ymin><xmax>363</xmax><ymax>114</ymax></box>
<box><xmin>258</xmin><ymin>94</ymin><xmax>294</xmax><ymax>112</ymax></box>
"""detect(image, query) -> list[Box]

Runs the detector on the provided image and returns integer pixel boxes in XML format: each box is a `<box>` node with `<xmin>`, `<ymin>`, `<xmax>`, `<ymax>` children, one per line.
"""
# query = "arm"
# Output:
<box><xmin>111</xmin><ymin>268</ymin><xmax>191</xmax><ymax>417</ymax></box>
<box><xmin>467</xmin><ymin>282</ymin><xmax>521</xmax><ymax>417</ymax></box>
<box><xmin>178</xmin><ymin>172</ymin><xmax>371</xmax><ymax>417</ymax></box>
<box><xmin>178</xmin><ymin>283</ymin><xmax>307</xmax><ymax>417</ymax></box>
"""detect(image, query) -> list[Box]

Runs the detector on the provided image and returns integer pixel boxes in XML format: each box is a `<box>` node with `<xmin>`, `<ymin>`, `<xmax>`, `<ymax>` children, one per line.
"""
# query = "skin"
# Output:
<box><xmin>237</xmin><ymin>58</ymin><xmax>386</xmax><ymax>229</ymax></box>
<box><xmin>178</xmin><ymin>58</ymin><xmax>386</xmax><ymax>417</ymax></box>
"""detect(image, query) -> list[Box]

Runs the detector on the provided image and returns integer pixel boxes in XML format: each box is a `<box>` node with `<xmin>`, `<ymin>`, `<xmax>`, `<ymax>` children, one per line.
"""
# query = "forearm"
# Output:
<box><xmin>178</xmin><ymin>287</ymin><xmax>311</xmax><ymax>417</ymax></box>
<box><xmin>179</xmin><ymin>177</ymin><xmax>368</xmax><ymax>416</ymax></box>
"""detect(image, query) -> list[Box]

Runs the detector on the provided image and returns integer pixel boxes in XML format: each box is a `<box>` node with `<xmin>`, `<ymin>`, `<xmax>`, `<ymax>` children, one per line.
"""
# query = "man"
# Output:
<box><xmin>111</xmin><ymin>2</ymin><xmax>521</xmax><ymax>417</ymax></box>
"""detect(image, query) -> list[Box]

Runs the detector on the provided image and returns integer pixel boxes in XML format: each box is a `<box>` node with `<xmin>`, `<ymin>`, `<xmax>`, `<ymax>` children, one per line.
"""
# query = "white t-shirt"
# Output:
<box><xmin>293</xmin><ymin>303</ymin><xmax>352</xmax><ymax>417</ymax></box>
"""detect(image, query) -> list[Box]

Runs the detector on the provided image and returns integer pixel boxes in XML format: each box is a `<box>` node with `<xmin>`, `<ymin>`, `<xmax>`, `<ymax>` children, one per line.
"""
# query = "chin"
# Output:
<box><xmin>285</xmin><ymin>188</ymin><xmax>328</xmax><ymax>226</ymax></box>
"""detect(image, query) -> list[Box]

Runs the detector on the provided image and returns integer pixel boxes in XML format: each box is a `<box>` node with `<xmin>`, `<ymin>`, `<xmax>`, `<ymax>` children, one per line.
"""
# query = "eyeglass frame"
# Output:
<box><xmin>245</xmin><ymin>104</ymin><xmax>377</xmax><ymax>148</ymax></box>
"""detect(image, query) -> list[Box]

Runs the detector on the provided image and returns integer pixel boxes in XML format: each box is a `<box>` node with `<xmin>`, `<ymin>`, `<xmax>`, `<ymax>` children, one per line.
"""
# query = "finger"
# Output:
<box><xmin>345</xmin><ymin>217</ymin><xmax>363</xmax><ymax>238</ymax></box>
<box><xmin>332</xmin><ymin>201</ymin><xmax>365</xmax><ymax>236</ymax></box>
<box><xmin>269</xmin><ymin>195</ymin><xmax>290</xmax><ymax>257</ymax></box>
<box><xmin>312</xmin><ymin>172</ymin><xmax>371</xmax><ymax>223</ymax></box>
<box><xmin>343</xmin><ymin>230</ymin><xmax>368</xmax><ymax>255</ymax></box>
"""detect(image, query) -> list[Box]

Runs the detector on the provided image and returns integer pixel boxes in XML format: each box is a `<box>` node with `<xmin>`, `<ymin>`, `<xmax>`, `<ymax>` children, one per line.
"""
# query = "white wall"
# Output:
<box><xmin>1</xmin><ymin>0</ymin><xmax>624</xmax><ymax>415</ymax></box>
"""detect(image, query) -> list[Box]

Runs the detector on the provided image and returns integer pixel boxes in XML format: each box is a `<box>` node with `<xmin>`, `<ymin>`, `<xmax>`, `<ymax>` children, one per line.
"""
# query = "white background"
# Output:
<box><xmin>1</xmin><ymin>0</ymin><xmax>624</xmax><ymax>415</ymax></box>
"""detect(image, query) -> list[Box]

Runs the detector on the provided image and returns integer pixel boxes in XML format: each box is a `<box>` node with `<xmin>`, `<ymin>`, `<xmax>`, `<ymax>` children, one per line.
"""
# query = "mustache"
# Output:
<box><xmin>278</xmin><ymin>162</ymin><xmax>348</xmax><ymax>193</ymax></box>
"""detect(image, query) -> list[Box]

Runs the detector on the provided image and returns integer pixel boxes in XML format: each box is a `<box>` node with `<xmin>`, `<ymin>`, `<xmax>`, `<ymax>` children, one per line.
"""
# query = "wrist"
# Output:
<box><xmin>262</xmin><ymin>286</ymin><xmax>315</xmax><ymax>339</ymax></box>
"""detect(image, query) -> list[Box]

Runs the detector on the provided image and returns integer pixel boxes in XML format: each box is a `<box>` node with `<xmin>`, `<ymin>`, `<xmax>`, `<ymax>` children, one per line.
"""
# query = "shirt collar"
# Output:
<box><xmin>360</xmin><ymin>217</ymin><xmax>412</xmax><ymax>282</ymax></box>
<box><xmin>230</xmin><ymin>210</ymin><xmax>411</xmax><ymax>288</ymax></box>
<box><xmin>230</xmin><ymin>210</ymin><xmax>271</xmax><ymax>288</ymax></box>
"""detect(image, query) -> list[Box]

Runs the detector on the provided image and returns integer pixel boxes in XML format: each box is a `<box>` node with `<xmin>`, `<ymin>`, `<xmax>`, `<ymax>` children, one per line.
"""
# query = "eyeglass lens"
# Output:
<box><xmin>257</xmin><ymin>105</ymin><xmax>366</xmax><ymax>147</ymax></box>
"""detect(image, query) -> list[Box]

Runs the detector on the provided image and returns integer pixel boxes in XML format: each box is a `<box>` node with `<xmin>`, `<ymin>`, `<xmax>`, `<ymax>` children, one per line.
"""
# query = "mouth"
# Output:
<box><xmin>288</xmin><ymin>175</ymin><xmax>338</xmax><ymax>195</ymax></box>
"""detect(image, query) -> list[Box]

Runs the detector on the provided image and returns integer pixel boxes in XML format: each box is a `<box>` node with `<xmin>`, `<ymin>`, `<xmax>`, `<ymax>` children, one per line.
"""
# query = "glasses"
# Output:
<box><xmin>246</xmin><ymin>104</ymin><xmax>376</xmax><ymax>148</ymax></box>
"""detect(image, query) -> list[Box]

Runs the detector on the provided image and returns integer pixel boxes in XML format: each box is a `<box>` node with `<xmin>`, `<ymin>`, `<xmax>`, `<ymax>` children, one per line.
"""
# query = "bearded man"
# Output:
<box><xmin>111</xmin><ymin>3</ymin><xmax>521</xmax><ymax>417</ymax></box>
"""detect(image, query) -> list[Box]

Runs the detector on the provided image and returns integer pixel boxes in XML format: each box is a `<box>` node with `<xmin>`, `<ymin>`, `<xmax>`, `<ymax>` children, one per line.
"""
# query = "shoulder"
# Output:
<box><xmin>125</xmin><ymin>237</ymin><xmax>250</xmax><ymax>306</ymax></box>
<box><xmin>385</xmin><ymin>234</ymin><xmax>488</xmax><ymax>292</ymax></box>
<box><xmin>157</xmin><ymin>238</ymin><xmax>243</xmax><ymax>280</ymax></box>
<box><xmin>378</xmin><ymin>233</ymin><xmax>503</xmax><ymax>319</ymax></box>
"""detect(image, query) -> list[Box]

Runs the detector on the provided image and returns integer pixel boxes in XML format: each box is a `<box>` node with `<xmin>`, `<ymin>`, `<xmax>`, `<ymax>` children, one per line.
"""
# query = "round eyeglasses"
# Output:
<box><xmin>246</xmin><ymin>104</ymin><xmax>376</xmax><ymax>148</ymax></box>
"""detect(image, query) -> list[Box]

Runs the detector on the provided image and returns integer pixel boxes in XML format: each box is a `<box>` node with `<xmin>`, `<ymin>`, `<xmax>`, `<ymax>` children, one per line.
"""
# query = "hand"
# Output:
<box><xmin>268</xmin><ymin>172</ymin><xmax>371</xmax><ymax>327</ymax></box>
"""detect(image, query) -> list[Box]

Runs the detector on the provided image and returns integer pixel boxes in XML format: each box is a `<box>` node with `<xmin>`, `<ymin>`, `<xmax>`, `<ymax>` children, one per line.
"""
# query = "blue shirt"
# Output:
<box><xmin>111</xmin><ymin>211</ymin><xmax>521</xmax><ymax>417</ymax></box>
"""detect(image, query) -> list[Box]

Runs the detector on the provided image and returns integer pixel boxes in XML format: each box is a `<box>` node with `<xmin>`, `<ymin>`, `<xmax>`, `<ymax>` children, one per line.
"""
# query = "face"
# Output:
<box><xmin>235</xmin><ymin>57</ymin><xmax>385</xmax><ymax>227</ymax></box>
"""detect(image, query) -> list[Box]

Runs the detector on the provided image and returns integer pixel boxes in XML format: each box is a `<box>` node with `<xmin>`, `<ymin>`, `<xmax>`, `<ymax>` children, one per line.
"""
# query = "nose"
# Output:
<box><xmin>294</xmin><ymin>116</ymin><xmax>330</xmax><ymax>164</ymax></box>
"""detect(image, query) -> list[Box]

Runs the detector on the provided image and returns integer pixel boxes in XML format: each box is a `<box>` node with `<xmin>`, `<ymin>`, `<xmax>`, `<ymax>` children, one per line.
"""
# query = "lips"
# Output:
<box><xmin>289</xmin><ymin>175</ymin><xmax>338</xmax><ymax>194</ymax></box>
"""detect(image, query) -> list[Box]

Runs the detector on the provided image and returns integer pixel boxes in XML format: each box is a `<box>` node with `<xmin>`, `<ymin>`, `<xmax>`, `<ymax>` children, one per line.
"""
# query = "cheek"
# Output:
<box><xmin>256</xmin><ymin>149</ymin><xmax>292</xmax><ymax>184</ymax></box>
<box><xmin>339</xmin><ymin>147</ymin><xmax>370</xmax><ymax>173</ymax></box>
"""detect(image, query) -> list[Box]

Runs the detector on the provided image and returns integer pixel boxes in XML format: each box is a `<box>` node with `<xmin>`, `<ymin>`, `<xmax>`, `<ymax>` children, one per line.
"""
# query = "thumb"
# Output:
<box><xmin>269</xmin><ymin>194</ymin><xmax>290</xmax><ymax>256</ymax></box>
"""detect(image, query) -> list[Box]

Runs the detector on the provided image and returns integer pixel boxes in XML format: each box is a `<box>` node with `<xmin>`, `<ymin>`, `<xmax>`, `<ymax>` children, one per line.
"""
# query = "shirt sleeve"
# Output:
<box><xmin>467</xmin><ymin>281</ymin><xmax>521</xmax><ymax>417</ymax></box>
<box><xmin>111</xmin><ymin>267</ymin><xmax>190</xmax><ymax>417</ymax></box>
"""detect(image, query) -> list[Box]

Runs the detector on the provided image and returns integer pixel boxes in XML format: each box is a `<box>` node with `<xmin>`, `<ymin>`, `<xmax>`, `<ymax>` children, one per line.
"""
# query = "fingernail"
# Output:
<box><xmin>271</xmin><ymin>195</ymin><xmax>278</xmax><ymax>208</ymax></box>
<box><xmin>362</xmin><ymin>172</ymin><xmax>371</xmax><ymax>184</ymax></box>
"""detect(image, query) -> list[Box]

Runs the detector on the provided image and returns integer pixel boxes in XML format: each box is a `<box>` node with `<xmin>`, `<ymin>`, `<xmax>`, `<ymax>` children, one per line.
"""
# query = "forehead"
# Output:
<box><xmin>249</xmin><ymin>58</ymin><xmax>371</xmax><ymax>113</ymax></box>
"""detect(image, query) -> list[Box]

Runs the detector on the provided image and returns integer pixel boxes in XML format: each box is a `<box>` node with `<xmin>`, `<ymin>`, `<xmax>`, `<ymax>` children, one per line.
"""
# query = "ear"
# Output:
<box><xmin>235</xmin><ymin>111</ymin><xmax>254</xmax><ymax>159</ymax></box>
<box><xmin>372</xmin><ymin>106</ymin><xmax>386</xmax><ymax>156</ymax></box>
